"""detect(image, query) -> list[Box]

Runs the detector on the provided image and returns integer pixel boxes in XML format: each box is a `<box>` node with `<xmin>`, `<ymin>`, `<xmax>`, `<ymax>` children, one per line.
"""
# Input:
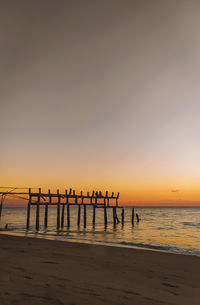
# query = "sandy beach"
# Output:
<box><xmin>0</xmin><ymin>234</ymin><xmax>200</xmax><ymax>305</ymax></box>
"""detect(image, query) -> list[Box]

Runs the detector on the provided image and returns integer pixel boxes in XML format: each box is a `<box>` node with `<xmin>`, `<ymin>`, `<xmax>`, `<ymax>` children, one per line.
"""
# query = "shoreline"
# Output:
<box><xmin>1</xmin><ymin>233</ymin><xmax>200</xmax><ymax>304</ymax></box>
<box><xmin>1</xmin><ymin>230</ymin><xmax>199</xmax><ymax>258</ymax></box>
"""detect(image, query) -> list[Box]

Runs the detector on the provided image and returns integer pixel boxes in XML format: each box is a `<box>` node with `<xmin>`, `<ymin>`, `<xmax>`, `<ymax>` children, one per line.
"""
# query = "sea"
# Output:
<box><xmin>0</xmin><ymin>206</ymin><xmax>200</xmax><ymax>256</ymax></box>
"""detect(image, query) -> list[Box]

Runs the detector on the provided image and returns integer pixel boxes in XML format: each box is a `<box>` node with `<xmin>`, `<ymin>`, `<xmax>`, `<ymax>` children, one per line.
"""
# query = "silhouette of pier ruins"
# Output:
<box><xmin>0</xmin><ymin>187</ymin><xmax>136</xmax><ymax>230</ymax></box>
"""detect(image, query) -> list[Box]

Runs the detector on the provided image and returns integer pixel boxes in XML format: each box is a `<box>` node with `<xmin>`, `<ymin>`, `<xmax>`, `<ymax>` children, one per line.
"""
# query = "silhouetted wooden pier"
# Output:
<box><xmin>0</xmin><ymin>187</ymin><xmax>136</xmax><ymax>230</ymax></box>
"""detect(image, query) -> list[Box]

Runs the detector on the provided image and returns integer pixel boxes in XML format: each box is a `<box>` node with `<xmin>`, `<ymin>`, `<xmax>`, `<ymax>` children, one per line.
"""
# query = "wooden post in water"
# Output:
<box><xmin>132</xmin><ymin>207</ymin><xmax>135</xmax><ymax>225</ymax></box>
<box><xmin>107</xmin><ymin>197</ymin><xmax>109</xmax><ymax>207</ymax></box>
<box><xmin>57</xmin><ymin>189</ymin><xmax>60</xmax><ymax>230</ymax></box>
<box><xmin>67</xmin><ymin>204</ymin><xmax>70</xmax><ymax>228</ymax></box>
<box><xmin>77</xmin><ymin>204</ymin><xmax>81</xmax><ymax>226</ymax></box>
<box><xmin>61</xmin><ymin>204</ymin><xmax>65</xmax><ymax>228</ymax></box>
<box><xmin>44</xmin><ymin>189</ymin><xmax>50</xmax><ymax>228</ymax></box>
<box><xmin>26</xmin><ymin>188</ymin><xmax>31</xmax><ymax>229</ymax></box>
<box><xmin>104</xmin><ymin>205</ymin><xmax>107</xmax><ymax>227</ymax></box>
<box><xmin>116</xmin><ymin>209</ymin><xmax>120</xmax><ymax>224</ymax></box>
<box><xmin>84</xmin><ymin>205</ymin><xmax>87</xmax><ymax>228</ymax></box>
<box><xmin>44</xmin><ymin>204</ymin><xmax>48</xmax><ymax>228</ymax></box>
<box><xmin>121</xmin><ymin>207</ymin><xmax>124</xmax><ymax>226</ymax></box>
<box><xmin>36</xmin><ymin>188</ymin><xmax>41</xmax><ymax>230</ymax></box>
<box><xmin>113</xmin><ymin>207</ymin><xmax>116</xmax><ymax>226</ymax></box>
<box><xmin>93</xmin><ymin>205</ymin><xmax>96</xmax><ymax>227</ymax></box>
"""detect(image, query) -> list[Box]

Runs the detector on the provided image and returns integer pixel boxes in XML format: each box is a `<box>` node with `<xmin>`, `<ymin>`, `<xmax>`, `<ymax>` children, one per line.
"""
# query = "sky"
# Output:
<box><xmin>1</xmin><ymin>1</ymin><xmax>200</xmax><ymax>205</ymax></box>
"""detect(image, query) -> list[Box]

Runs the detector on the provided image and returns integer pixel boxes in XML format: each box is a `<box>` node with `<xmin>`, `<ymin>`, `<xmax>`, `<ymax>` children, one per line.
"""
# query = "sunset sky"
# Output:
<box><xmin>1</xmin><ymin>1</ymin><xmax>200</xmax><ymax>205</ymax></box>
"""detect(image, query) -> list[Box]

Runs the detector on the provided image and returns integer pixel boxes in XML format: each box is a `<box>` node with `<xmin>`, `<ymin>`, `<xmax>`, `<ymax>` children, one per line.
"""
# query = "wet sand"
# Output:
<box><xmin>0</xmin><ymin>234</ymin><xmax>200</xmax><ymax>305</ymax></box>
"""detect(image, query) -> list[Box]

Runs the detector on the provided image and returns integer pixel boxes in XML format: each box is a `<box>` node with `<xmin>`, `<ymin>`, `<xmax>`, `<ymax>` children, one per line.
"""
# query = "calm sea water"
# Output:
<box><xmin>0</xmin><ymin>206</ymin><xmax>200</xmax><ymax>256</ymax></box>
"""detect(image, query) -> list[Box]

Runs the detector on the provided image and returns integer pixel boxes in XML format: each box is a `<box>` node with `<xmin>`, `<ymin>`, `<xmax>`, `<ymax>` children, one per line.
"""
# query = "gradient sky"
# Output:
<box><xmin>1</xmin><ymin>1</ymin><xmax>200</xmax><ymax>205</ymax></box>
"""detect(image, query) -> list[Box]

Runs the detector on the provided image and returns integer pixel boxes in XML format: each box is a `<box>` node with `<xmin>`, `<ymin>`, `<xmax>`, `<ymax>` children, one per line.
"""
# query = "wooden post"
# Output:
<box><xmin>26</xmin><ymin>188</ymin><xmax>31</xmax><ymax>229</ymax></box>
<box><xmin>107</xmin><ymin>198</ymin><xmax>110</xmax><ymax>207</ymax></box>
<box><xmin>116</xmin><ymin>209</ymin><xmax>120</xmax><ymax>224</ymax></box>
<box><xmin>36</xmin><ymin>188</ymin><xmax>41</xmax><ymax>230</ymax></box>
<box><xmin>44</xmin><ymin>204</ymin><xmax>48</xmax><ymax>228</ymax></box>
<box><xmin>104</xmin><ymin>205</ymin><xmax>107</xmax><ymax>227</ymax></box>
<box><xmin>84</xmin><ymin>205</ymin><xmax>87</xmax><ymax>228</ymax></box>
<box><xmin>57</xmin><ymin>189</ymin><xmax>60</xmax><ymax>230</ymax></box>
<box><xmin>121</xmin><ymin>208</ymin><xmax>124</xmax><ymax>226</ymax></box>
<box><xmin>132</xmin><ymin>207</ymin><xmax>135</xmax><ymax>225</ymax></box>
<box><xmin>65</xmin><ymin>189</ymin><xmax>68</xmax><ymax>204</ymax></box>
<box><xmin>67</xmin><ymin>204</ymin><xmax>70</xmax><ymax>228</ymax></box>
<box><xmin>113</xmin><ymin>207</ymin><xmax>116</xmax><ymax>226</ymax></box>
<box><xmin>93</xmin><ymin>205</ymin><xmax>96</xmax><ymax>226</ymax></box>
<box><xmin>49</xmin><ymin>189</ymin><xmax>52</xmax><ymax>204</ymax></box>
<box><xmin>26</xmin><ymin>203</ymin><xmax>30</xmax><ymax>229</ymax></box>
<box><xmin>77</xmin><ymin>205</ymin><xmax>81</xmax><ymax>226</ymax></box>
<box><xmin>61</xmin><ymin>204</ymin><xmax>65</xmax><ymax>228</ymax></box>
<box><xmin>44</xmin><ymin>189</ymin><xmax>50</xmax><ymax>228</ymax></box>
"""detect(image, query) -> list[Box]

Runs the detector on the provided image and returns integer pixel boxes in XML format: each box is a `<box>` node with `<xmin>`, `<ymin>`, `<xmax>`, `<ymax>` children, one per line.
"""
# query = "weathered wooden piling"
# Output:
<box><xmin>84</xmin><ymin>205</ymin><xmax>87</xmax><ymax>228</ymax></box>
<box><xmin>26</xmin><ymin>204</ymin><xmax>30</xmax><ymax>229</ymax></box>
<box><xmin>136</xmin><ymin>213</ymin><xmax>140</xmax><ymax>223</ymax></box>
<box><xmin>36</xmin><ymin>205</ymin><xmax>40</xmax><ymax>230</ymax></box>
<box><xmin>61</xmin><ymin>204</ymin><xmax>65</xmax><ymax>228</ymax></box>
<box><xmin>36</xmin><ymin>188</ymin><xmax>41</xmax><ymax>230</ymax></box>
<box><xmin>116</xmin><ymin>209</ymin><xmax>120</xmax><ymax>224</ymax></box>
<box><xmin>57</xmin><ymin>189</ymin><xmax>60</xmax><ymax>229</ymax></box>
<box><xmin>113</xmin><ymin>207</ymin><xmax>116</xmax><ymax>226</ymax></box>
<box><xmin>67</xmin><ymin>204</ymin><xmax>70</xmax><ymax>228</ymax></box>
<box><xmin>26</xmin><ymin>188</ymin><xmax>31</xmax><ymax>229</ymax></box>
<box><xmin>77</xmin><ymin>205</ymin><xmax>81</xmax><ymax>226</ymax></box>
<box><xmin>44</xmin><ymin>189</ymin><xmax>51</xmax><ymax>228</ymax></box>
<box><xmin>44</xmin><ymin>206</ymin><xmax>48</xmax><ymax>228</ymax></box>
<box><xmin>132</xmin><ymin>207</ymin><xmax>135</xmax><ymax>225</ymax></box>
<box><xmin>104</xmin><ymin>206</ymin><xmax>107</xmax><ymax>226</ymax></box>
<box><xmin>121</xmin><ymin>207</ymin><xmax>124</xmax><ymax>226</ymax></box>
<box><xmin>93</xmin><ymin>205</ymin><xmax>96</xmax><ymax>226</ymax></box>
